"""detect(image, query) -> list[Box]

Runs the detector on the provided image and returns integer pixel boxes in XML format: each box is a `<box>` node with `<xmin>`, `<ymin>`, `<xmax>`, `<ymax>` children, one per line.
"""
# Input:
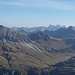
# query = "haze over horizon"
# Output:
<box><xmin>0</xmin><ymin>0</ymin><xmax>75</xmax><ymax>27</ymax></box>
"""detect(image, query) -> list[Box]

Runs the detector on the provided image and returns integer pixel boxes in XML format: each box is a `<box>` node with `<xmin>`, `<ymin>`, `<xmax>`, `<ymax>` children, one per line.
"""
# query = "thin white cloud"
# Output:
<box><xmin>0</xmin><ymin>0</ymin><xmax>75</xmax><ymax>10</ymax></box>
<box><xmin>0</xmin><ymin>0</ymin><xmax>24</xmax><ymax>6</ymax></box>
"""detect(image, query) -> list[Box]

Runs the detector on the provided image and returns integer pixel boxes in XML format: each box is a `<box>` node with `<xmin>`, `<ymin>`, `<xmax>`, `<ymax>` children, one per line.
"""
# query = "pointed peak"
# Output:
<box><xmin>67</xmin><ymin>26</ymin><xmax>75</xmax><ymax>30</ymax></box>
<box><xmin>0</xmin><ymin>25</ymin><xmax>4</xmax><ymax>28</ymax></box>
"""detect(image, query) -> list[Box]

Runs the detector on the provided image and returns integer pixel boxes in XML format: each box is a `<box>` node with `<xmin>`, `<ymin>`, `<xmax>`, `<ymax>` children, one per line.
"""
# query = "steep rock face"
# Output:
<box><xmin>0</xmin><ymin>26</ymin><xmax>30</xmax><ymax>43</ymax></box>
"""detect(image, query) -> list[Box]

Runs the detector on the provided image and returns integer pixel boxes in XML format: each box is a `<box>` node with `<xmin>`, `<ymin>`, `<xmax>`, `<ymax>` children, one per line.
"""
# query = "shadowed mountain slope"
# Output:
<box><xmin>44</xmin><ymin>26</ymin><xmax>75</xmax><ymax>38</ymax></box>
<box><xmin>42</xmin><ymin>56</ymin><xmax>75</xmax><ymax>75</ymax></box>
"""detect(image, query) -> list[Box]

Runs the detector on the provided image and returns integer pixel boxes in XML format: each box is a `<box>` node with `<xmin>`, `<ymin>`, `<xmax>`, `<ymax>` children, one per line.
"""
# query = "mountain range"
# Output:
<box><xmin>0</xmin><ymin>25</ymin><xmax>75</xmax><ymax>75</ymax></box>
<box><xmin>12</xmin><ymin>24</ymin><xmax>64</xmax><ymax>33</ymax></box>
<box><xmin>44</xmin><ymin>26</ymin><xmax>75</xmax><ymax>38</ymax></box>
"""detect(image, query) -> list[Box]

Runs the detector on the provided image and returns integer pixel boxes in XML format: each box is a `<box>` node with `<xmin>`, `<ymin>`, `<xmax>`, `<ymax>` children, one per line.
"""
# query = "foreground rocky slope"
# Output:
<box><xmin>40</xmin><ymin>56</ymin><xmax>75</xmax><ymax>75</ymax></box>
<box><xmin>0</xmin><ymin>25</ymin><xmax>75</xmax><ymax>75</ymax></box>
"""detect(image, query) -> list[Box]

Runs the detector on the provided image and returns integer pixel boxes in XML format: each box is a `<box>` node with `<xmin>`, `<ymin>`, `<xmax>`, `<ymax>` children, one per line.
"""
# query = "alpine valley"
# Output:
<box><xmin>0</xmin><ymin>25</ymin><xmax>75</xmax><ymax>75</ymax></box>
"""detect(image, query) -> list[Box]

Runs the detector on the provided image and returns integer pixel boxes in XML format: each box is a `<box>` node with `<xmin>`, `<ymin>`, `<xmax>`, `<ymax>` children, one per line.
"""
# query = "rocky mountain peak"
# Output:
<box><xmin>67</xmin><ymin>26</ymin><xmax>75</xmax><ymax>31</ymax></box>
<box><xmin>0</xmin><ymin>25</ymin><xmax>31</xmax><ymax>43</ymax></box>
<box><xmin>0</xmin><ymin>25</ymin><xmax>4</xmax><ymax>28</ymax></box>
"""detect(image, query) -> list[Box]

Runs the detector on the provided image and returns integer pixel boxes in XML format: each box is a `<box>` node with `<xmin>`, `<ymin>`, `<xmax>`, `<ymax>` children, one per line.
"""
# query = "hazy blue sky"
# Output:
<box><xmin>0</xmin><ymin>0</ymin><xmax>75</xmax><ymax>27</ymax></box>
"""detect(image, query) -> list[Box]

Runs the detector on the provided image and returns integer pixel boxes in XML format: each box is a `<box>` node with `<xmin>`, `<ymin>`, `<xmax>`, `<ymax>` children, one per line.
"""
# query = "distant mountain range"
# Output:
<box><xmin>11</xmin><ymin>24</ymin><xmax>65</xmax><ymax>33</ymax></box>
<box><xmin>0</xmin><ymin>25</ymin><xmax>75</xmax><ymax>75</ymax></box>
<box><xmin>44</xmin><ymin>26</ymin><xmax>75</xmax><ymax>38</ymax></box>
